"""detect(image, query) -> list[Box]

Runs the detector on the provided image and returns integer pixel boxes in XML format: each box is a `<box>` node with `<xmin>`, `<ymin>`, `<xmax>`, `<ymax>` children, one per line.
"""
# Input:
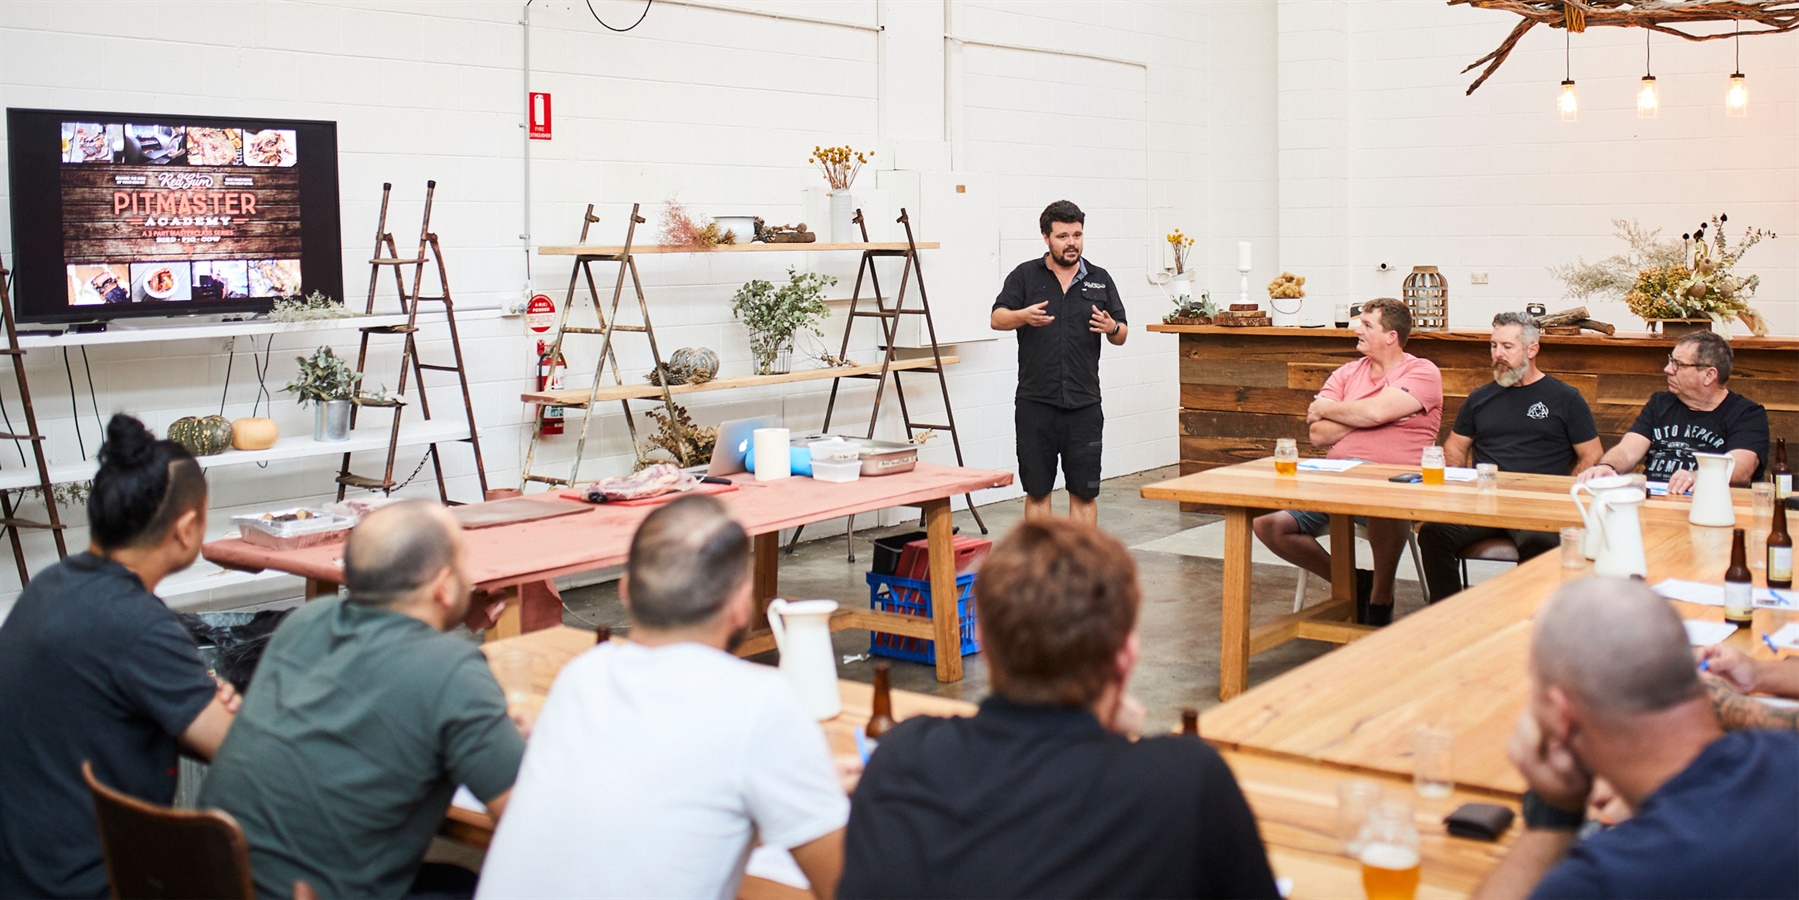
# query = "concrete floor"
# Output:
<box><xmin>560</xmin><ymin>464</ymin><xmax>1431</xmax><ymax>733</ymax></box>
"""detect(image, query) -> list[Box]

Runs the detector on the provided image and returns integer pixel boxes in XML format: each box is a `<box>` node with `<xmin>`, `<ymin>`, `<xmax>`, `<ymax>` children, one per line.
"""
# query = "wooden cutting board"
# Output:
<box><xmin>451</xmin><ymin>496</ymin><xmax>595</xmax><ymax>529</ymax></box>
<box><xmin>557</xmin><ymin>481</ymin><xmax>739</xmax><ymax>507</ymax></box>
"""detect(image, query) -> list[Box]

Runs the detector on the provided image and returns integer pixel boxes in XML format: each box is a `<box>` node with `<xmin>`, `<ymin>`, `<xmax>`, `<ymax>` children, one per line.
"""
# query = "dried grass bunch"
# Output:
<box><xmin>1165</xmin><ymin>229</ymin><xmax>1194</xmax><ymax>275</ymax></box>
<box><xmin>809</xmin><ymin>145</ymin><xmax>871</xmax><ymax>191</ymax></box>
<box><xmin>1553</xmin><ymin>215</ymin><xmax>1774</xmax><ymax>335</ymax></box>
<box><xmin>638</xmin><ymin>401</ymin><xmax>718</xmax><ymax>469</ymax></box>
<box><xmin>658</xmin><ymin>198</ymin><xmax>736</xmax><ymax>250</ymax></box>
<box><xmin>1266</xmin><ymin>272</ymin><xmax>1306</xmax><ymax>299</ymax></box>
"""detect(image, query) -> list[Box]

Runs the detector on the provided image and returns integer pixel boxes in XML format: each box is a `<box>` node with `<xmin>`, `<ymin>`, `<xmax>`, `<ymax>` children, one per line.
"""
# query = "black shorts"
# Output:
<box><xmin>1015</xmin><ymin>398</ymin><xmax>1103</xmax><ymax>500</ymax></box>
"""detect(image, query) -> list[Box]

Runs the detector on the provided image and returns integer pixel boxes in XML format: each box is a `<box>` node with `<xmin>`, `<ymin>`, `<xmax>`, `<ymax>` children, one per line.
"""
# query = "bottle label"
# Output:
<box><xmin>1724</xmin><ymin>581</ymin><xmax>1754</xmax><ymax>620</ymax></box>
<box><xmin>1772</xmin><ymin>546</ymin><xmax>1794</xmax><ymax>583</ymax></box>
<box><xmin>1778</xmin><ymin>473</ymin><xmax>1793</xmax><ymax>500</ymax></box>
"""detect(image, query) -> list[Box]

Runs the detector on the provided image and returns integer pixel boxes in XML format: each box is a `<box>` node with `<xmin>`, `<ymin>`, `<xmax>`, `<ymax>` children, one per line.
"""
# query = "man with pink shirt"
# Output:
<box><xmin>1252</xmin><ymin>298</ymin><xmax>1443</xmax><ymax>626</ymax></box>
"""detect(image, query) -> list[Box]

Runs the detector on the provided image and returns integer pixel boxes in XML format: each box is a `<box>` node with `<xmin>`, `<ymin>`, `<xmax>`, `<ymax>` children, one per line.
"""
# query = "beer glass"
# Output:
<box><xmin>1420</xmin><ymin>446</ymin><xmax>1446</xmax><ymax>485</ymax></box>
<box><xmin>1752</xmin><ymin>483</ymin><xmax>1775</xmax><ymax>568</ymax></box>
<box><xmin>1476</xmin><ymin>463</ymin><xmax>1498</xmax><ymax>493</ymax></box>
<box><xmin>1359</xmin><ymin>799</ymin><xmax>1422</xmax><ymax>900</ymax></box>
<box><xmin>1337</xmin><ymin>779</ymin><xmax>1382</xmax><ymax>857</ymax></box>
<box><xmin>1274</xmin><ymin>438</ymin><xmax>1299</xmax><ymax>476</ymax></box>
<box><xmin>1412</xmin><ymin>726</ymin><xmax>1454</xmax><ymax>798</ymax></box>
<box><xmin>1560</xmin><ymin>527</ymin><xmax>1587</xmax><ymax>569</ymax></box>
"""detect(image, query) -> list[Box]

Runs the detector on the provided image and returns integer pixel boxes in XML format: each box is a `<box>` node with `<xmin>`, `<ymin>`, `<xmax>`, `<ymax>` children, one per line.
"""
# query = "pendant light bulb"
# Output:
<box><xmin>1726</xmin><ymin>24</ymin><xmax>1748</xmax><ymax>117</ymax></box>
<box><xmin>1559</xmin><ymin>80</ymin><xmax>1580</xmax><ymax>122</ymax></box>
<box><xmin>1638</xmin><ymin>76</ymin><xmax>1660</xmax><ymax>118</ymax></box>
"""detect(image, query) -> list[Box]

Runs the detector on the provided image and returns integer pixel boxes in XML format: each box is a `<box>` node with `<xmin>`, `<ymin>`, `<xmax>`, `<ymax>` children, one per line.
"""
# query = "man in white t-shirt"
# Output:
<box><xmin>475</xmin><ymin>495</ymin><xmax>849</xmax><ymax>900</ymax></box>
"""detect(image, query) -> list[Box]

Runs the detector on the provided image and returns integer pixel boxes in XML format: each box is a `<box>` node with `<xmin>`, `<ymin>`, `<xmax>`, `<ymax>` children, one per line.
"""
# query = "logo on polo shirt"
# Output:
<box><xmin>1527</xmin><ymin>402</ymin><xmax>1549</xmax><ymax>420</ymax></box>
<box><xmin>1083</xmin><ymin>281</ymin><xmax>1106</xmax><ymax>290</ymax></box>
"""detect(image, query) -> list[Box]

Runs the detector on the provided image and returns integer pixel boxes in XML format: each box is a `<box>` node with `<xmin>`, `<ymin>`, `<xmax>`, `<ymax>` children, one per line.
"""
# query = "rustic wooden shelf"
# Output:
<box><xmin>522</xmin><ymin>355</ymin><xmax>958</xmax><ymax>407</ymax></box>
<box><xmin>538</xmin><ymin>241</ymin><xmax>939</xmax><ymax>257</ymax></box>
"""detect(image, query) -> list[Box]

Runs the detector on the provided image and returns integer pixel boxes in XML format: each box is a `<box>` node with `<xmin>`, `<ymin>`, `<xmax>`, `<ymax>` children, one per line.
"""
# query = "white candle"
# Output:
<box><xmin>753</xmin><ymin>427</ymin><xmax>791</xmax><ymax>481</ymax></box>
<box><xmin>1238</xmin><ymin>241</ymin><xmax>1252</xmax><ymax>271</ymax></box>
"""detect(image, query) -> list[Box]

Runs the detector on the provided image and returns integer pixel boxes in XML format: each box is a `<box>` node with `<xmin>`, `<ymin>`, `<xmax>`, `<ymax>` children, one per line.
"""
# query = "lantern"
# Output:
<box><xmin>1402</xmin><ymin>266</ymin><xmax>1448</xmax><ymax>332</ymax></box>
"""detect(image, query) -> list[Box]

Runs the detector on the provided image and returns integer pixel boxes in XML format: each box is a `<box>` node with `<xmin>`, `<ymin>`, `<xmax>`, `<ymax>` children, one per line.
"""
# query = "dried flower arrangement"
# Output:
<box><xmin>1551</xmin><ymin>215</ymin><xmax>1774</xmax><ymax>335</ymax></box>
<box><xmin>1267</xmin><ymin>272</ymin><xmax>1306</xmax><ymax>299</ymax></box>
<box><xmin>270</xmin><ymin>290</ymin><xmax>357</xmax><ymax>322</ymax></box>
<box><xmin>1165</xmin><ymin>229</ymin><xmax>1195</xmax><ymax>275</ymax></box>
<box><xmin>636</xmin><ymin>401</ymin><xmax>718</xmax><ymax>469</ymax></box>
<box><xmin>809</xmin><ymin>145</ymin><xmax>871</xmax><ymax>191</ymax></box>
<box><xmin>658</xmin><ymin>198</ymin><xmax>738</xmax><ymax>250</ymax></box>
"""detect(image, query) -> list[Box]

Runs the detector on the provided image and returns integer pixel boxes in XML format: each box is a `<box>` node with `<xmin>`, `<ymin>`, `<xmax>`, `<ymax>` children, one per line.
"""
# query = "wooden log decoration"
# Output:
<box><xmin>1579</xmin><ymin>319</ymin><xmax>1616</xmax><ymax>336</ymax></box>
<box><xmin>1451</xmin><ymin>0</ymin><xmax>1799</xmax><ymax>95</ymax></box>
<box><xmin>1535</xmin><ymin>306</ymin><xmax>1588</xmax><ymax>328</ymax></box>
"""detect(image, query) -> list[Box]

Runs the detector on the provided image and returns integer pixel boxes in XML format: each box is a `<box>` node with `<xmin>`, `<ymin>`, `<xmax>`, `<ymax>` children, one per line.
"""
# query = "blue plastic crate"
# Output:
<box><xmin>866</xmin><ymin>571</ymin><xmax>979</xmax><ymax>664</ymax></box>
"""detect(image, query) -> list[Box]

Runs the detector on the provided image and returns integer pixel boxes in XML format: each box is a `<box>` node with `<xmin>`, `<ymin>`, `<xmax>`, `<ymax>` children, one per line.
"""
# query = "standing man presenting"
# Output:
<box><xmin>992</xmin><ymin>200</ymin><xmax>1127</xmax><ymax>524</ymax></box>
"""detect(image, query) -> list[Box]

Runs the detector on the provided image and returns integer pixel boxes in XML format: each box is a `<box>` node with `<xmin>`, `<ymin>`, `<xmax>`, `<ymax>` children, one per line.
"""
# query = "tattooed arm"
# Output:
<box><xmin>1702</xmin><ymin>673</ymin><xmax>1799</xmax><ymax>731</ymax></box>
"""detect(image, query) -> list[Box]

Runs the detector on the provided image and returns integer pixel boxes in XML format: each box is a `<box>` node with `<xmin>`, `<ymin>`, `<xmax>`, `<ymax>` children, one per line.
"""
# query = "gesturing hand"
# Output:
<box><xmin>1019</xmin><ymin>301</ymin><xmax>1054</xmax><ymax>327</ymax></box>
<box><xmin>1088</xmin><ymin>305</ymin><xmax>1116</xmax><ymax>335</ymax></box>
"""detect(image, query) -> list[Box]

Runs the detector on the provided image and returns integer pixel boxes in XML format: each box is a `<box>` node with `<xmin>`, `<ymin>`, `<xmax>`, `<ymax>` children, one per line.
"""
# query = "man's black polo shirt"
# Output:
<box><xmin>839</xmin><ymin>695</ymin><xmax>1280</xmax><ymax>899</ymax></box>
<box><xmin>993</xmin><ymin>256</ymin><xmax>1126</xmax><ymax>409</ymax></box>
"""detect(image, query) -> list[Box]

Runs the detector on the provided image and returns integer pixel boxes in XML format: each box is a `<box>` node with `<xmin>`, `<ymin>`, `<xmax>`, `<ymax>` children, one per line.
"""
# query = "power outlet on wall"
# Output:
<box><xmin>1471</xmin><ymin>272</ymin><xmax>1489</xmax><ymax>285</ymax></box>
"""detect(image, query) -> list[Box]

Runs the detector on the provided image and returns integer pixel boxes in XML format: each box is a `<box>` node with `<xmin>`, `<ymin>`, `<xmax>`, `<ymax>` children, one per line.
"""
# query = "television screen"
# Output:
<box><xmin>6</xmin><ymin>108</ymin><xmax>343</xmax><ymax>324</ymax></box>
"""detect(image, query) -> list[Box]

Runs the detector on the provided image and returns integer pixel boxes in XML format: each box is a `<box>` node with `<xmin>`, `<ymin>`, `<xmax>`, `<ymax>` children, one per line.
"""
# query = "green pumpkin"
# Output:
<box><xmin>168</xmin><ymin>415</ymin><xmax>233</xmax><ymax>456</ymax></box>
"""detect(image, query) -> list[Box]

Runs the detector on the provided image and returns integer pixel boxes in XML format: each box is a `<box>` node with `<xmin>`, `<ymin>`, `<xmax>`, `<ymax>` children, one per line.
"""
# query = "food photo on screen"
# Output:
<box><xmin>249</xmin><ymin>259</ymin><xmax>302</xmax><ymax>297</ymax></box>
<box><xmin>131</xmin><ymin>261</ymin><xmax>192</xmax><ymax>303</ymax></box>
<box><xmin>124</xmin><ymin>124</ymin><xmax>187</xmax><ymax>165</ymax></box>
<box><xmin>191</xmin><ymin>260</ymin><xmax>249</xmax><ymax>298</ymax></box>
<box><xmin>186</xmin><ymin>127</ymin><xmax>243</xmax><ymax>166</ymax></box>
<box><xmin>245</xmin><ymin>129</ymin><xmax>296</xmax><ymax>167</ymax></box>
<box><xmin>65</xmin><ymin>122</ymin><xmax>122</xmax><ymax>163</ymax></box>
<box><xmin>66</xmin><ymin>264</ymin><xmax>132</xmax><ymax>306</ymax></box>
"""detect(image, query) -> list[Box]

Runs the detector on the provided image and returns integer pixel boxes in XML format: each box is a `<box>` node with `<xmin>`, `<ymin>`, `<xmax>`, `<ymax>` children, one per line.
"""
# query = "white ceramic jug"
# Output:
<box><xmin>1570</xmin><ymin>476</ymin><xmax>1648</xmax><ymax>579</ymax></box>
<box><xmin>1687</xmin><ymin>452</ymin><xmax>1738</xmax><ymax>527</ymax></box>
<box><xmin>766</xmin><ymin>598</ymin><xmax>841</xmax><ymax>720</ymax></box>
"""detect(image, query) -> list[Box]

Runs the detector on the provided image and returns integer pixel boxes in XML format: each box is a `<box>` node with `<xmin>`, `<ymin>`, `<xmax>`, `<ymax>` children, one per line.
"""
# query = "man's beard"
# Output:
<box><xmin>1493</xmin><ymin>360</ymin><xmax>1529</xmax><ymax>387</ymax></box>
<box><xmin>724</xmin><ymin>625</ymin><xmax>749</xmax><ymax>654</ymax></box>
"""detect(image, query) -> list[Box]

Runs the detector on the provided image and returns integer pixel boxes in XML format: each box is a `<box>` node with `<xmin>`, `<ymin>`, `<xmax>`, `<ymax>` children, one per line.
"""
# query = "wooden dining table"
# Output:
<box><xmin>453</xmin><ymin>626</ymin><xmax>1523</xmax><ymax>899</ymax></box>
<box><xmin>1140</xmin><ymin>459</ymin><xmax>1758</xmax><ymax>699</ymax></box>
<box><xmin>203</xmin><ymin>462</ymin><xmax>1012</xmax><ymax>682</ymax></box>
<box><xmin>1200</xmin><ymin>517</ymin><xmax>1794</xmax><ymax>796</ymax></box>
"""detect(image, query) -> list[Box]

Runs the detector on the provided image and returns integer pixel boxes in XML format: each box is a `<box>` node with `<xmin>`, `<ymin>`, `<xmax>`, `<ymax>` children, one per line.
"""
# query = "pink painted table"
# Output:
<box><xmin>204</xmin><ymin>463</ymin><xmax>1012</xmax><ymax>682</ymax></box>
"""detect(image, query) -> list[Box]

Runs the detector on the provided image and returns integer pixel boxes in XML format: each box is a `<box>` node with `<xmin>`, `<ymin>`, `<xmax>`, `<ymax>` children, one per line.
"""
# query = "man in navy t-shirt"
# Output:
<box><xmin>1419</xmin><ymin>313</ymin><xmax>1603</xmax><ymax>601</ymax></box>
<box><xmin>1577</xmin><ymin>330</ymin><xmax>1768</xmax><ymax>495</ymax></box>
<box><xmin>1474</xmin><ymin>578</ymin><xmax>1799</xmax><ymax>899</ymax></box>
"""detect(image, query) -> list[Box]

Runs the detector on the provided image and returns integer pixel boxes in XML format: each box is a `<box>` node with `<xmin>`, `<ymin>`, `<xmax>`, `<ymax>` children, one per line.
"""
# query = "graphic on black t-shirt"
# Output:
<box><xmin>1628</xmin><ymin>391</ymin><xmax>1770</xmax><ymax>482</ymax></box>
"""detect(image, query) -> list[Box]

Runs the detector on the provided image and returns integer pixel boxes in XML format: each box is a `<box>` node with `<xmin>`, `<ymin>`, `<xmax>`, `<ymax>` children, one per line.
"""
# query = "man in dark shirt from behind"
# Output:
<box><xmin>991</xmin><ymin>200</ymin><xmax>1127</xmax><ymax>525</ymax></box>
<box><xmin>839</xmin><ymin>520</ymin><xmax>1278</xmax><ymax>899</ymax></box>
<box><xmin>1419</xmin><ymin>313</ymin><xmax>1603</xmax><ymax>602</ymax></box>
<box><xmin>200</xmin><ymin>501</ymin><xmax>525</xmax><ymax>898</ymax></box>
<box><xmin>1474</xmin><ymin>578</ymin><xmax>1799</xmax><ymax>899</ymax></box>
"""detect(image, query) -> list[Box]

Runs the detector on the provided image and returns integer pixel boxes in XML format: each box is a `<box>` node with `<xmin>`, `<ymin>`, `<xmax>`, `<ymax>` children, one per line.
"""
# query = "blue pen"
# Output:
<box><xmin>1763</xmin><ymin>633</ymin><xmax>1783</xmax><ymax>655</ymax></box>
<box><xmin>1699</xmin><ymin>658</ymin><xmax>1710</xmax><ymax>672</ymax></box>
<box><xmin>853</xmin><ymin>729</ymin><xmax>869</xmax><ymax>765</ymax></box>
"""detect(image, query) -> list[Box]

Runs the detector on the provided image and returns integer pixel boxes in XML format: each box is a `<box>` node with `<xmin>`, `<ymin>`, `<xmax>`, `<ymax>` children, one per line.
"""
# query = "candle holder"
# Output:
<box><xmin>1238</xmin><ymin>265</ymin><xmax>1251</xmax><ymax>307</ymax></box>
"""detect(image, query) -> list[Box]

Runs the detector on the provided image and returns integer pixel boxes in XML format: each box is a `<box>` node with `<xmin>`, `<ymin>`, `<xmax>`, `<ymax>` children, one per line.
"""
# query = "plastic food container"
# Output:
<box><xmin>232</xmin><ymin>508</ymin><xmax>353</xmax><ymax>551</ymax></box>
<box><xmin>811</xmin><ymin>459</ymin><xmax>862</xmax><ymax>483</ymax></box>
<box><xmin>809</xmin><ymin>438</ymin><xmax>859</xmax><ymax>464</ymax></box>
<box><xmin>791</xmin><ymin>434</ymin><xmax>918</xmax><ymax>476</ymax></box>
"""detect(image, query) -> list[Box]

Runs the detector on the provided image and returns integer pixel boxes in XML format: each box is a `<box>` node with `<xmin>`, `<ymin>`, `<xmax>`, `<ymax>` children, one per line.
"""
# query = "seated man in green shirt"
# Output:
<box><xmin>200</xmin><ymin>501</ymin><xmax>526</xmax><ymax>898</ymax></box>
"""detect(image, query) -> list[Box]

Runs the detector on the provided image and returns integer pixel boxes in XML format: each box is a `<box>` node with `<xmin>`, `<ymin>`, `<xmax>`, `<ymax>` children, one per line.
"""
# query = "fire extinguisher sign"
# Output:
<box><xmin>528</xmin><ymin>92</ymin><xmax>552</xmax><ymax>140</ymax></box>
<box><xmin>526</xmin><ymin>294</ymin><xmax>556</xmax><ymax>333</ymax></box>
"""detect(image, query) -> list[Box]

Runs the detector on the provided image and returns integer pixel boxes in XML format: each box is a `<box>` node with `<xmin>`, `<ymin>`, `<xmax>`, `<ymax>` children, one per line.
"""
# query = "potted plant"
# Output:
<box><xmin>283</xmin><ymin>346</ymin><xmax>362</xmax><ymax>441</ymax></box>
<box><xmin>732</xmin><ymin>268</ymin><xmax>835</xmax><ymax>375</ymax></box>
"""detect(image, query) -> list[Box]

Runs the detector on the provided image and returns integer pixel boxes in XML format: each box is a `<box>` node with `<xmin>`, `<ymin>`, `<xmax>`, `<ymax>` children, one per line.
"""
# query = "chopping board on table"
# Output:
<box><xmin>557</xmin><ymin>480</ymin><xmax>740</xmax><ymax>507</ymax></box>
<box><xmin>452</xmin><ymin>496</ymin><xmax>594</xmax><ymax>529</ymax></box>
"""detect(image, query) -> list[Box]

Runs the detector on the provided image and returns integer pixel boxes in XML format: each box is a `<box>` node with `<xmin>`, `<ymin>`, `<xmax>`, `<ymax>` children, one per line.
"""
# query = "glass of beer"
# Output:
<box><xmin>1359</xmin><ymin>799</ymin><xmax>1421</xmax><ymax>900</ymax></box>
<box><xmin>1420</xmin><ymin>446</ymin><xmax>1446</xmax><ymax>485</ymax></box>
<box><xmin>1412</xmin><ymin>726</ymin><xmax>1454</xmax><ymax>798</ymax></box>
<box><xmin>1274</xmin><ymin>438</ymin><xmax>1299</xmax><ymax>476</ymax></box>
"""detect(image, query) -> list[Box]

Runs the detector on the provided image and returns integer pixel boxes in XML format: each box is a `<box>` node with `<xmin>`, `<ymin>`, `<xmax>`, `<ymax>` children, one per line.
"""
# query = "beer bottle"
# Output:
<box><xmin>865</xmin><ymin>662</ymin><xmax>896</xmax><ymax>753</ymax></box>
<box><xmin>1769</xmin><ymin>500</ymin><xmax>1793</xmax><ymax>590</ymax></box>
<box><xmin>1180</xmin><ymin>708</ymin><xmax>1200</xmax><ymax>737</ymax></box>
<box><xmin>1773</xmin><ymin>438</ymin><xmax>1793</xmax><ymax>501</ymax></box>
<box><xmin>1724</xmin><ymin>528</ymin><xmax>1754</xmax><ymax>625</ymax></box>
<box><xmin>595</xmin><ymin>624</ymin><xmax>611</xmax><ymax>644</ymax></box>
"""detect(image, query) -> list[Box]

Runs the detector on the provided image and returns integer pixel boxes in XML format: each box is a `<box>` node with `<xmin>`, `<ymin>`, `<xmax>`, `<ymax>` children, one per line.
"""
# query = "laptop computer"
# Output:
<box><xmin>705</xmin><ymin>415</ymin><xmax>777</xmax><ymax>478</ymax></box>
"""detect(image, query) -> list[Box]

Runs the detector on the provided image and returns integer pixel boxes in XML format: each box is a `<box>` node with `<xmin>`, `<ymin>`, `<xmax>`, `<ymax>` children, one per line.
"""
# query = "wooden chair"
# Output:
<box><xmin>1457</xmin><ymin>535</ymin><xmax>1521</xmax><ymax>590</ymax></box>
<box><xmin>1292</xmin><ymin>523</ymin><xmax>1428</xmax><ymax>612</ymax></box>
<box><xmin>82</xmin><ymin>760</ymin><xmax>254</xmax><ymax>900</ymax></box>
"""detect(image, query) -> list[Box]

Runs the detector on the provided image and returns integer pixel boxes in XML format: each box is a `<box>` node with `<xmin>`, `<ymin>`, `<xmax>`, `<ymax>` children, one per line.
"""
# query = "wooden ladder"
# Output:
<box><xmin>518</xmin><ymin>203</ymin><xmax>679</xmax><ymax>490</ymax></box>
<box><xmin>336</xmin><ymin>181</ymin><xmax>488</xmax><ymax>503</ymax></box>
<box><xmin>788</xmin><ymin>208</ymin><xmax>987</xmax><ymax>553</ymax></box>
<box><xmin>0</xmin><ymin>264</ymin><xmax>68</xmax><ymax>585</ymax></box>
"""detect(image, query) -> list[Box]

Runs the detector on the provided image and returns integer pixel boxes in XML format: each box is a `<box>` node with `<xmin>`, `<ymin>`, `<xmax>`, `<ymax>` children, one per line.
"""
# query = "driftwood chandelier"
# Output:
<box><xmin>1453</xmin><ymin>0</ymin><xmax>1799</xmax><ymax>95</ymax></box>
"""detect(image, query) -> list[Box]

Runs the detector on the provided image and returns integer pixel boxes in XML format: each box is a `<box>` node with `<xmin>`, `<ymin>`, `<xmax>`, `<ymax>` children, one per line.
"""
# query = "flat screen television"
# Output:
<box><xmin>5</xmin><ymin>107</ymin><xmax>343</xmax><ymax>324</ymax></box>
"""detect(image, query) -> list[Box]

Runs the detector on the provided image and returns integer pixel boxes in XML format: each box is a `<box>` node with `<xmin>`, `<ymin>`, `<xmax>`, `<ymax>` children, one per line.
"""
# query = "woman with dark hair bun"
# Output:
<box><xmin>0</xmin><ymin>414</ymin><xmax>238</xmax><ymax>897</ymax></box>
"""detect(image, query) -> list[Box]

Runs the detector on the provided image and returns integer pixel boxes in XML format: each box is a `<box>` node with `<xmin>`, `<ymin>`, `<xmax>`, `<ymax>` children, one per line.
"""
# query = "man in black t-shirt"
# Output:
<box><xmin>1577</xmin><ymin>330</ymin><xmax>1768</xmax><ymax>494</ymax></box>
<box><xmin>1474</xmin><ymin>578</ymin><xmax>1799</xmax><ymax>899</ymax></box>
<box><xmin>839</xmin><ymin>521</ymin><xmax>1278</xmax><ymax>899</ymax></box>
<box><xmin>1419</xmin><ymin>313</ymin><xmax>1603</xmax><ymax>602</ymax></box>
<box><xmin>991</xmin><ymin>200</ymin><xmax>1127</xmax><ymax>525</ymax></box>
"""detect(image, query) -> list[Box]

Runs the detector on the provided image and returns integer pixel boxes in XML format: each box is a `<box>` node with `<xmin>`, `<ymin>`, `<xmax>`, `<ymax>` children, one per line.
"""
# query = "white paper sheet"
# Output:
<box><xmin>1296</xmin><ymin>459</ymin><xmax>1363</xmax><ymax>473</ymax></box>
<box><xmin>1653</xmin><ymin>579</ymin><xmax>1724</xmax><ymax>606</ymax></box>
<box><xmin>1757</xmin><ymin>587</ymin><xmax>1798</xmax><ymax>609</ymax></box>
<box><xmin>1682</xmin><ymin>619</ymin><xmax>1740</xmax><ymax>647</ymax></box>
<box><xmin>1443</xmin><ymin>467</ymin><xmax>1478</xmax><ymax>483</ymax></box>
<box><xmin>1647</xmin><ymin>481</ymin><xmax>1671</xmax><ymax>496</ymax></box>
<box><xmin>1767</xmin><ymin>622</ymin><xmax>1799</xmax><ymax>651</ymax></box>
<box><xmin>451</xmin><ymin>786</ymin><xmax>487</xmax><ymax>814</ymax></box>
<box><xmin>746</xmin><ymin>845</ymin><xmax>810</xmax><ymax>890</ymax></box>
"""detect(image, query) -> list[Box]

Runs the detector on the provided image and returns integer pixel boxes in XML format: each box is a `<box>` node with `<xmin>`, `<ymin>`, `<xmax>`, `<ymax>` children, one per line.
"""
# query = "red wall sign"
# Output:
<box><xmin>526</xmin><ymin>293</ymin><xmax>556</xmax><ymax>333</ymax></box>
<box><xmin>528</xmin><ymin>92</ymin><xmax>552</xmax><ymax>141</ymax></box>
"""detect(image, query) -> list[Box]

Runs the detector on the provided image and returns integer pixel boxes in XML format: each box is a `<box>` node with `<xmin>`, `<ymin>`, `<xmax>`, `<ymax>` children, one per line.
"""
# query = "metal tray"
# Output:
<box><xmin>791</xmin><ymin>434</ymin><xmax>918</xmax><ymax>476</ymax></box>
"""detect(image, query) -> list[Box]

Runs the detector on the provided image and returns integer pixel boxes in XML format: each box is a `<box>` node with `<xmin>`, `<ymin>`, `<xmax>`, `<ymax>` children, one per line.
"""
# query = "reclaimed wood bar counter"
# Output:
<box><xmin>1149</xmin><ymin>325</ymin><xmax>1799</xmax><ymax>485</ymax></box>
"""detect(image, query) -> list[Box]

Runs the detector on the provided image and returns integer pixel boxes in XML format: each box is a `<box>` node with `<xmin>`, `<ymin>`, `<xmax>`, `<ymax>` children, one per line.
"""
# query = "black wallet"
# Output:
<box><xmin>1443</xmin><ymin>802</ymin><xmax>1516</xmax><ymax>841</ymax></box>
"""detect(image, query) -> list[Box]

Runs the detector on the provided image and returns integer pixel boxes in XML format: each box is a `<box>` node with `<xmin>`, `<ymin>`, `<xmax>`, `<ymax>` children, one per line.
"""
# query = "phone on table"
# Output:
<box><xmin>1389</xmin><ymin>473</ymin><xmax>1423</xmax><ymax>483</ymax></box>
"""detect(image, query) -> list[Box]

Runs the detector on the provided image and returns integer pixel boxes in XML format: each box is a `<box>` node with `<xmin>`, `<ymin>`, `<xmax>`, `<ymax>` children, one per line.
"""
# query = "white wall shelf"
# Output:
<box><xmin>18</xmin><ymin>308</ymin><xmax>501</xmax><ymax>349</ymax></box>
<box><xmin>0</xmin><ymin>418</ymin><xmax>471</xmax><ymax>491</ymax></box>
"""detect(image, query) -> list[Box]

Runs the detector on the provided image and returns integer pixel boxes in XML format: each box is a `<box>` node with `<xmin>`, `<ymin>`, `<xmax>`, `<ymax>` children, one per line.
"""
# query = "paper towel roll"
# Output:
<box><xmin>753</xmin><ymin>427</ymin><xmax>791</xmax><ymax>481</ymax></box>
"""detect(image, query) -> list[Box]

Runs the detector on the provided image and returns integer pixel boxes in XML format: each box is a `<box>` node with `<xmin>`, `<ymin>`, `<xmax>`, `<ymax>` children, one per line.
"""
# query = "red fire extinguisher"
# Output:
<box><xmin>536</xmin><ymin>340</ymin><xmax>567</xmax><ymax>436</ymax></box>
